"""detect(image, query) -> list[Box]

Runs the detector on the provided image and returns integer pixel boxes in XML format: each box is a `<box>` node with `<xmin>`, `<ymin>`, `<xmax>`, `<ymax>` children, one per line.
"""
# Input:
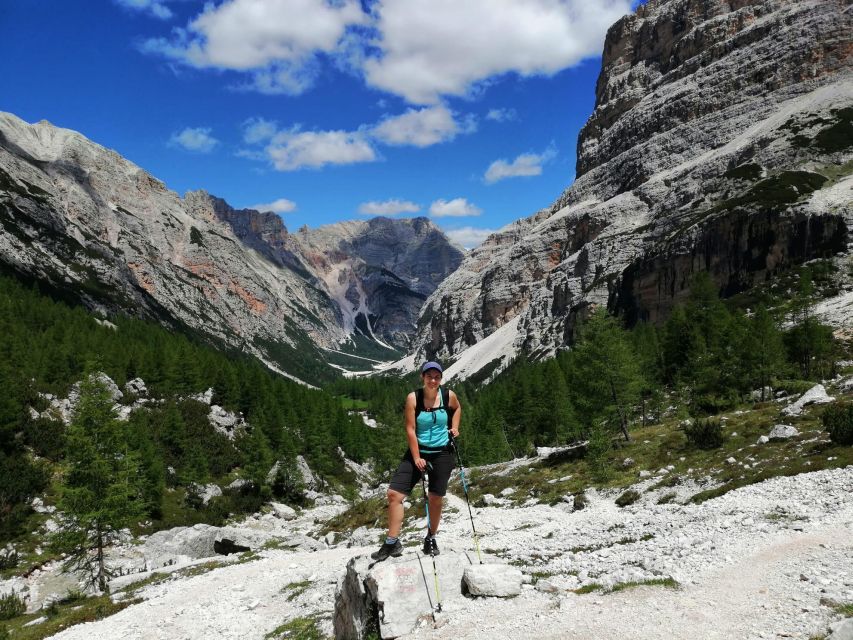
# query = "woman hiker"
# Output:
<box><xmin>371</xmin><ymin>361</ymin><xmax>461</xmax><ymax>561</ymax></box>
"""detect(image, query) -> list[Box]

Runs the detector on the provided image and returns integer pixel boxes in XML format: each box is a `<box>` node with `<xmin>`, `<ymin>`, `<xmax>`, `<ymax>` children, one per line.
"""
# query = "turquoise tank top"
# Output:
<box><xmin>415</xmin><ymin>387</ymin><xmax>450</xmax><ymax>450</ymax></box>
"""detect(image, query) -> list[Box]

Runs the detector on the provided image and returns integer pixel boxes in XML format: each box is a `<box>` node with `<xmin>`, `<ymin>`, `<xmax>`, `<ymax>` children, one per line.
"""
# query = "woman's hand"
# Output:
<box><xmin>449</xmin><ymin>426</ymin><xmax>459</xmax><ymax>438</ymax></box>
<box><xmin>414</xmin><ymin>457</ymin><xmax>427</xmax><ymax>471</ymax></box>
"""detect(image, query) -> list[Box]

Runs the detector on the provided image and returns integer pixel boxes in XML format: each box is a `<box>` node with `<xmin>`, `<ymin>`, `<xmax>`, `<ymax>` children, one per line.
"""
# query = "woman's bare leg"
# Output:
<box><xmin>387</xmin><ymin>489</ymin><xmax>406</xmax><ymax>538</ymax></box>
<box><xmin>427</xmin><ymin>493</ymin><xmax>443</xmax><ymax>535</ymax></box>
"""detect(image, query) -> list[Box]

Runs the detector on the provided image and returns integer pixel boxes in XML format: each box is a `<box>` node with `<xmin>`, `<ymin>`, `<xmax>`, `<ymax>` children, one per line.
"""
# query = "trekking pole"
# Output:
<box><xmin>449</xmin><ymin>434</ymin><xmax>482</xmax><ymax>564</ymax></box>
<box><xmin>420</xmin><ymin>463</ymin><xmax>442</xmax><ymax>613</ymax></box>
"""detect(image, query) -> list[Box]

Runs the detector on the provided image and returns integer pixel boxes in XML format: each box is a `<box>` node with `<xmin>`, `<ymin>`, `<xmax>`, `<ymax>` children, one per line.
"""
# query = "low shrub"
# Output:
<box><xmin>615</xmin><ymin>489</ymin><xmax>640</xmax><ymax>507</ymax></box>
<box><xmin>0</xmin><ymin>548</ymin><xmax>18</xmax><ymax>571</ymax></box>
<box><xmin>822</xmin><ymin>403</ymin><xmax>853</xmax><ymax>445</ymax></box>
<box><xmin>684</xmin><ymin>418</ymin><xmax>725</xmax><ymax>450</ymax></box>
<box><xmin>0</xmin><ymin>591</ymin><xmax>25</xmax><ymax>621</ymax></box>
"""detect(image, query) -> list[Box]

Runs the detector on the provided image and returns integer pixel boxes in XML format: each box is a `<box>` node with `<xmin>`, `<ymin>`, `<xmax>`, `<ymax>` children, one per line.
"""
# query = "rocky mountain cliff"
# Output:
<box><xmin>0</xmin><ymin>114</ymin><xmax>462</xmax><ymax>383</ymax></box>
<box><xmin>194</xmin><ymin>194</ymin><xmax>463</xmax><ymax>351</ymax></box>
<box><xmin>413</xmin><ymin>0</ymin><xmax>853</xmax><ymax>380</ymax></box>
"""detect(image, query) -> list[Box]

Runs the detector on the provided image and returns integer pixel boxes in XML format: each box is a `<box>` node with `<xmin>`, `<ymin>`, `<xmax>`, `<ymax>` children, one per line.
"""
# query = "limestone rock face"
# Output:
<box><xmin>0</xmin><ymin>113</ymin><xmax>343</xmax><ymax>381</ymax></box>
<box><xmin>0</xmin><ymin>116</ymin><xmax>461</xmax><ymax>379</ymax></box>
<box><xmin>413</xmin><ymin>0</ymin><xmax>852</xmax><ymax>381</ymax></box>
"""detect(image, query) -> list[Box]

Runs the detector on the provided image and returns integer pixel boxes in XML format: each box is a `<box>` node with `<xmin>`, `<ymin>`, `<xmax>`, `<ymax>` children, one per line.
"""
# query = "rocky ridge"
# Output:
<box><xmin>413</xmin><ymin>0</ymin><xmax>853</xmax><ymax>381</ymax></box>
<box><xmin>0</xmin><ymin>115</ymin><xmax>461</xmax><ymax>382</ymax></box>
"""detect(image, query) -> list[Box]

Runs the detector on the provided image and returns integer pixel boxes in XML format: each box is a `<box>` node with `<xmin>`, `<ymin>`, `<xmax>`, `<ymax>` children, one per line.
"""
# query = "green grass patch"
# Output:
<box><xmin>337</xmin><ymin>396</ymin><xmax>369</xmax><ymax>411</ymax></box>
<box><xmin>529</xmin><ymin>571</ymin><xmax>554</xmax><ymax>585</ymax></box>
<box><xmin>320</xmin><ymin>496</ymin><xmax>385</xmax><ymax>535</ymax></box>
<box><xmin>281</xmin><ymin>580</ymin><xmax>312</xmax><ymax>601</ymax></box>
<box><xmin>833</xmin><ymin>603</ymin><xmax>853</xmax><ymax>617</ymax></box>
<box><xmin>264</xmin><ymin>615</ymin><xmax>325</xmax><ymax>640</ymax></box>
<box><xmin>574</xmin><ymin>583</ymin><xmax>603</xmax><ymax>594</ymax></box>
<box><xmin>609</xmin><ymin>577</ymin><xmax>679</xmax><ymax>592</ymax></box>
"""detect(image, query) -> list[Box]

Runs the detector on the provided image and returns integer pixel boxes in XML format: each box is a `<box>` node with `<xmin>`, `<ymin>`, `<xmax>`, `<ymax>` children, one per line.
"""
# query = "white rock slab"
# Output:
<box><xmin>768</xmin><ymin>424</ymin><xmax>800</xmax><ymax>440</ymax></box>
<box><xmin>463</xmin><ymin>564</ymin><xmax>523</xmax><ymax>598</ymax></box>
<box><xmin>782</xmin><ymin>384</ymin><xmax>834</xmax><ymax>416</ymax></box>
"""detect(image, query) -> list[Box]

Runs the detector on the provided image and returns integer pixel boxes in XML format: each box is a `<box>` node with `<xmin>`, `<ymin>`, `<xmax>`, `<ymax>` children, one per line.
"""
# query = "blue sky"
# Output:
<box><xmin>1</xmin><ymin>0</ymin><xmax>638</xmax><ymax>248</ymax></box>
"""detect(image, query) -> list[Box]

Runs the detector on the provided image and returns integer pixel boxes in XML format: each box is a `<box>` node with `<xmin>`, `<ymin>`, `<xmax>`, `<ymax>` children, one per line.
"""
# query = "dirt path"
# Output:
<box><xmin>402</xmin><ymin>524</ymin><xmax>852</xmax><ymax>640</ymax></box>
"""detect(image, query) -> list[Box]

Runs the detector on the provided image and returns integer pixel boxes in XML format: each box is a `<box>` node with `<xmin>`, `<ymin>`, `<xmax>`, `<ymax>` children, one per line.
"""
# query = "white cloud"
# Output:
<box><xmin>242</xmin><ymin>117</ymin><xmax>278</xmax><ymax>144</ymax></box>
<box><xmin>372</xmin><ymin>105</ymin><xmax>475</xmax><ymax>148</ymax></box>
<box><xmin>363</xmin><ymin>0</ymin><xmax>632</xmax><ymax>104</ymax></box>
<box><xmin>250</xmin><ymin>198</ymin><xmax>297</xmax><ymax>213</ymax></box>
<box><xmin>484</xmin><ymin>147</ymin><xmax>557</xmax><ymax>184</ymax></box>
<box><xmin>429</xmin><ymin>198</ymin><xmax>482</xmax><ymax>218</ymax></box>
<box><xmin>486</xmin><ymin>108</ymin><xmax>518</xmax><ymax>122</ymax></box>
<box><xmin>115</xmin><ymin>0</ymin><xmax>172</xmax><ymax>20</ymax></box>
<box><xmin>239</xmin><ymin>105</ymin><xmax>474</xmax><ymax>173</ymax></box>
<box><xmin>266</xmin><ymin>128</ymin><xmax>377</xmax><ymax>171</ymax></box>
<box><xmin>139</xmin><ymin>0</ymin><xmax>631</xmax><ymax>104</ymax></box>
<box><xmin>142</xmin><ymin>0</ymin><xmax>367</xmax><ymax>94</ymax></box>
<box><xmin>169</xmin><ymin>127</ymin><xmax>219</xmax><ymax>153</ymax></box>
<box><xmin>443</xmin><ymin>226</ymin><xmax>497</xmax><ymax>250</ymax></box>
<box><xmin>358</xmin><ymin>199</ymin><xmax>421</xmax><ymax>216</ymax></box>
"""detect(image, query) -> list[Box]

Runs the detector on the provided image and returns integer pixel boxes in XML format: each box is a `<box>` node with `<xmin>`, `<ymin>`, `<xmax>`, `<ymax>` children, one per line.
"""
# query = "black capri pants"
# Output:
<box><xmin>389</xmin><ymin>448</ymin><xmax>455</xmax><ymax>497</ymax></box>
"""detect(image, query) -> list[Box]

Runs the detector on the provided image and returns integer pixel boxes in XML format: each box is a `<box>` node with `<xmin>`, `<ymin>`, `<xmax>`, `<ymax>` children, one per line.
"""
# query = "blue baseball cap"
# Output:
<box><xmin>421</xmin><ymin>361</ymin><xmax>443</xmax><ymax>374</ymax></box>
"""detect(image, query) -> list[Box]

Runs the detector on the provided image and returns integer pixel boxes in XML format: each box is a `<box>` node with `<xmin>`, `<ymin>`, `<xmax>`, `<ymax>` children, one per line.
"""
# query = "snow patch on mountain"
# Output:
<box><xmin>444</xmin><ymin>316</ymin><xmax>521</xmax><ymax>383</ymax></box>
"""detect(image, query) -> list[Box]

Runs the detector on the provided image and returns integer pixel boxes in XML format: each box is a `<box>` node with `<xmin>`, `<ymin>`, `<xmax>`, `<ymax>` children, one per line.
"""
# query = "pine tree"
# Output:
<box><xmin>567</xmin><ymin>308</ymin><xmax>645</xmax><ymax>441</ymax></box>
<box><xmin>742</xmin><ymin>306</ymin><xmax>785</xmax><ymax>400</ymax></box>
<box><xmin>51</xmin><ymin>375</ymin><xmax>145</xmax><ymax>592</ymax></box>
<box><xmin>785</xmin><ymin>267</ymin><xmax>837</xmax><ymax>380</ymax></box>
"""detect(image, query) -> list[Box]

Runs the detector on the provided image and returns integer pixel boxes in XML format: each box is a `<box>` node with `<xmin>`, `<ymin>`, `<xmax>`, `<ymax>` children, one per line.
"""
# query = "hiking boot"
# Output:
<box><xmin>423</xmin><ymin>535</ymin><xmax>439</xmax><ymax>556</ymax></box>
<box><xmin>371</xmin><ymin>539</ymin><xmax>403</xmax><ymax>561</ymax></box>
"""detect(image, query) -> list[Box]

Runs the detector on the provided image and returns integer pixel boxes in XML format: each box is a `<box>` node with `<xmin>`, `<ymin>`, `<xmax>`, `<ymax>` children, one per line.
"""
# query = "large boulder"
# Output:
<box><xmin>297</xmin><ymin>455</ymin><xmax>320</xmax><ymax>491</ymax></box>
<box><xmin>142</xmin><ymin>524</ymin><xmax>285</xmax><ymax>569</ymax></box>
<box><xmin>335</xmin><ymin>550</ymin><xmax>486</xmax><ymax>639</ymax></box>
<box><xmin>269</xmin><ymin>502</ymin><xmax>297</xmax><ymax>521</ymax></box>
<box><xmin>768</xmin><ymin>424</ymin><xmax>800</xmax><ymax>441</ymax></box>
<box><xmin>781</xmin><ymin>384</ymin><xmax>834</xmax><ymax>416</ymax></box>
<box><xmin>124</xmin><ymin>377</ymin><xmax>148</xmax><ymax>396</ymax></box>
<box><xmin>187</xmin><ymin>483</ymin><xmax>223</xmax><ymax>506</ymax></box>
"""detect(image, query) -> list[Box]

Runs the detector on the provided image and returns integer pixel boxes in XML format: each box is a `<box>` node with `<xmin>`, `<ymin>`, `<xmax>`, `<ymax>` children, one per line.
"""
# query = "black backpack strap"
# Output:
<box><xmin>415</xmin><ymin>388</ymin><xmax>424</xmax><ymax>417</ymax></box>
<box><xmin>443</xmin><ymin>387</ymin><xmax>455</xmax><ymax>425</ymax></box>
